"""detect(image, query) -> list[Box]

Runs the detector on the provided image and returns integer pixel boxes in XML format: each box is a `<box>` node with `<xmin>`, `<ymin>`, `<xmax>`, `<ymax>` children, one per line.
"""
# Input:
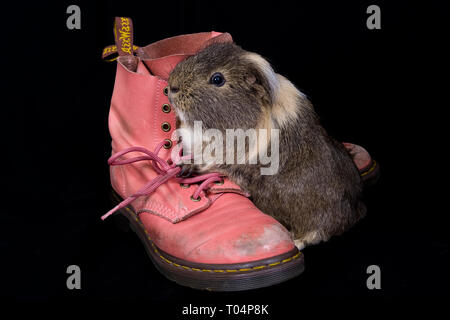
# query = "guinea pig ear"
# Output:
<box><xmin>243</xmin><ymin>52</ymin><xmax>280</xmax><ymax>104</ymax></box>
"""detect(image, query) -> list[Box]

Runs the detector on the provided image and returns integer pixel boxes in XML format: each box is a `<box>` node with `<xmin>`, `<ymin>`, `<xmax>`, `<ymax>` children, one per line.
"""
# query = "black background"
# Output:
<box><xmin>1</xmin><ymin>0</ymin><xmax>449</xmax><ymax>312</ymax></box>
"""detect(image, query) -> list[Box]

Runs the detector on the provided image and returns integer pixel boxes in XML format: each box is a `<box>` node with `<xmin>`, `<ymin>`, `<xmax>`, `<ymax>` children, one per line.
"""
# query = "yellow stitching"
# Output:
<box><xmin>252</xmin><ymin>266</ymin><xmax>266</xmax><ymax>270</ymax></box>
<box><xmin>361</xmin><ymin>160</ymin><xmax>377</xmax><ymax>177</ymax></box>
<box><xmin>118</xmin><ymin>197</ymin><xmax>302</xmax><ymax>273</ymax></box>
<box><xmin>268</xmin><ymin>262</ymin><xmax>281</xmax><ymax>267</ymax></box>
<box><xmin>160</xmin><ymin>256</ymin><xmax>172</xmax><ymax>265</ymax></box>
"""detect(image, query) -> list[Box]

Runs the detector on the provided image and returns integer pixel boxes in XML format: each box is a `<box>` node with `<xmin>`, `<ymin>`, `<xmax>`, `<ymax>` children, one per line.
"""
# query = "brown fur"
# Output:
<box><xmin>168</xmin><ymin>42</ymin><xmax>366</xmax><ymax>249</ymax></box>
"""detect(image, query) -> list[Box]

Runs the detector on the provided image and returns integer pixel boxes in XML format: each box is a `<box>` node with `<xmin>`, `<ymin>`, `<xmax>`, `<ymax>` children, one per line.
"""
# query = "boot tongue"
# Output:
<box><xmin>137</xmin><ymin>32</ymin><xmax>233</xmax><ymax>79</ymax></box>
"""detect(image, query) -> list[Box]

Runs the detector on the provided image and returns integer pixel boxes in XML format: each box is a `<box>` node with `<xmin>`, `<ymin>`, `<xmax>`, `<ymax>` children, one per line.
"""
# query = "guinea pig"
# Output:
<box><xmin>168</xmin><ymin>41</ymin><xmax>366</xmax><ymax>250</ymax></box>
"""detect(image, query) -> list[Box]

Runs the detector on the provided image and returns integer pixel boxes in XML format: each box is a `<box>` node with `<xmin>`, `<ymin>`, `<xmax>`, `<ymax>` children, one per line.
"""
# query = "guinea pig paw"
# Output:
<box><xmin>294</xmin><ymin>239</ymin><xmax>306</xmax><ymax>251</ymax></box>
<box><xmin>294</xmin><ymin>230</ymin><xmax>325</xmax><ymax>250</ymax></box>
<box><xmin>177</xmin><ymin>164</ymin><xmax>197</xmax><ymax>178</ymax></box>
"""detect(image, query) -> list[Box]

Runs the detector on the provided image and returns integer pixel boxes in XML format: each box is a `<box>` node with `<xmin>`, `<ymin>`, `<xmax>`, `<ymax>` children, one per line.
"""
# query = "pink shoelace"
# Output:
<box><xmin>101</xmin><ymin>140</ymin><xmax>223</xmax><ymax>220</ymax></box>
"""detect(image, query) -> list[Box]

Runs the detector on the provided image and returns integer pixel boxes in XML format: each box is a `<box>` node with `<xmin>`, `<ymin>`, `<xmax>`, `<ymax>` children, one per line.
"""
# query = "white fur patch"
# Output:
<box><xmin>244</xmin><ymin>52</ymin><xmax>280</xmax><ymax>98</ymax></box>
<box><xmin>176</xmin><ymin>109</ymin><xmax>187</xmax><ymax>124</ymax></box>
<box><xmin>245</xmin><ymin>53</ymin><xmax>306</xmax><ymax>128</ymax></box>
<box><xmin>271</xmin><ymin>74</ymin><xmax>304</xmax><ymax>127</ymax></box>
<box><xmin>174</xmin><ymin>110</ymin><xmax>193</xmax><ymax>155</ymax></box>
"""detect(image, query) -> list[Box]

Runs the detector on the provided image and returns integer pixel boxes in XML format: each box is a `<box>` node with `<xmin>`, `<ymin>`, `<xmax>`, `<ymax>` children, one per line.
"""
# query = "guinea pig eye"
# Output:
<box><xmin>210</xmin><ymin>72</ymin><xmax>226</xmax><ymax>87</ymax></box>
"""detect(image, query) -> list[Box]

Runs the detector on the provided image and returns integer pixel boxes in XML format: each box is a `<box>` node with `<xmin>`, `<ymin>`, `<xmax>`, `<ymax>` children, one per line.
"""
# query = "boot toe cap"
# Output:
<box><xmin>140</xmin><ymin>193</ymin><xmax>296</xmax><ymax>265</ymax></box>
<box><xmin>187</xmin><ymin>220</ymin><xmax>294</xmax><ymax>264</ymax></box>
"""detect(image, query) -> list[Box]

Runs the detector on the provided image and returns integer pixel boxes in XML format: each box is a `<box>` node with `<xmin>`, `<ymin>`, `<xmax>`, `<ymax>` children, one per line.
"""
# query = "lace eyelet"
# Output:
<box><xmin>163</xmin><ymin>139</ymin><xmax>172</xmax><ymax>149</ymax></box>
<box><xmin>161</xmin><ymin>122</ymin><xmax>171</xmax><ymax>132</ymax></box>
<box><xmin>163</xmin><ymin>86</ymin><xmax>169</xmax><ymax>96</ymax></box>
<box><xmin>180</xmin><ymin>183</ymin><xmax>190</xmax><ymax>189</ymax></box>
<box><xmin>190</xmin><ymin>195</ymin><xmax>201</xmax><ymax>202</ymax></box>
<box><xmin>214</xmin><ymin>179</ymin><xmax>224</xmax><ymax>186</ymax></box>
<box><xmin>162</xmin><ymin>104</ymin><xmax>171</xmax><ymax>113</ymax></box>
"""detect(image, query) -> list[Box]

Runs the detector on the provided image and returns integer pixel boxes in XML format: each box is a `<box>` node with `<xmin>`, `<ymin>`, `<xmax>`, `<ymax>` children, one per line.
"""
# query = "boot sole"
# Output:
<box><xmin>110</xmin><ymin>190</ymin><xmax>305</xmax><ymax>291</ymax></box>
<box><xmin>360</xmin><ymin>159</ymin><xmax>380</xmax><ymax>187</ymax></box>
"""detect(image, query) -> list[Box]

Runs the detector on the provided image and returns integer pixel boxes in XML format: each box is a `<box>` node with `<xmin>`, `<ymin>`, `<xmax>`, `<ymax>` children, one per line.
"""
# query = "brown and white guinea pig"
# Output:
<box><xmin>168</xmin><ymin>41</ymin><xmax>366</xmax><ymax>249</ymax></box>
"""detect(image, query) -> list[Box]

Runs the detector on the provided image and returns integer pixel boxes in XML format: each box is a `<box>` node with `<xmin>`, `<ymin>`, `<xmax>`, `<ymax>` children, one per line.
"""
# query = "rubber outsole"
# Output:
<box><xmin>111</xmin><ymin>191</ymin><xmax>305</xmax><ymax>291</ymax></box>
<box><xmin>360</xmin><ymin>160</ymin><xmax>380</xmax><ymax>187</ymax></box>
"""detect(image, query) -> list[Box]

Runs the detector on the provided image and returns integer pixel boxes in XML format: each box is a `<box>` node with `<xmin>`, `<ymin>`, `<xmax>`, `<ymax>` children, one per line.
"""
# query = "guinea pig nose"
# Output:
<box><xmin>170</xmin><ymin>86</ymin><xmax>180</xmax><ymax>93</ymax></box>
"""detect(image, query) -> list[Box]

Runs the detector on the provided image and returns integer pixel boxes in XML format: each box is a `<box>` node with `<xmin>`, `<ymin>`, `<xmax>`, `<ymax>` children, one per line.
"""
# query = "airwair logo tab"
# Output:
<box><xmin>114</xmin><ymin>17</ymin><xmax>134</xmax><ymax>56</ymax></box>
<box><xmin>101</xmin><ymin>17</ymin><xmax>138</xmax><ymax>61</ymax></box>
<box><xmin>102</xmin><ymin>44</ymin><xmax>140</xmax><ymax>61</ymax></box>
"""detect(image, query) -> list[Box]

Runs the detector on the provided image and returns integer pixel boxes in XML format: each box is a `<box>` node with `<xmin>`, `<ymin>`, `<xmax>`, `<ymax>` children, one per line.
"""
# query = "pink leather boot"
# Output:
<box><xmin>101</xmin><ymin>17</ymin><xmax>304</xmax><ymax>291</ymax></box>
<box><xmin>343</xmin><ymin>143</ymin><xmax>379</xmax><ymax>186</ymax></box>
